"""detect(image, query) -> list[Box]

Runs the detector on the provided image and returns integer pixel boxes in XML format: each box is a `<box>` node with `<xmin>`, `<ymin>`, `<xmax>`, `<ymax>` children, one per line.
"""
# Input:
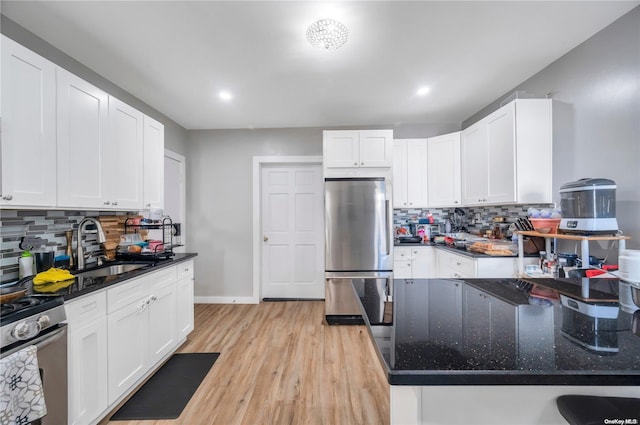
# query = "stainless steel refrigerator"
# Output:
<box><xmin>324</xmin><ymin>178</ymin><xmax>393</xmax><ymax>325</ymax></box>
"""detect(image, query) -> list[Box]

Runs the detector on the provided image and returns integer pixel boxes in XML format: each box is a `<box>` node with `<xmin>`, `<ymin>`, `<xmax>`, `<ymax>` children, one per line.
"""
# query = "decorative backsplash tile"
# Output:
<box><xmin>0</xmin><ymin>209</ymin><xmax>135</xmax><ymax>283</ymax></box>
<box><xmin>393</xmin><ymin>204</ymin><xmax>554</xmax><ymax>234</ymax></box>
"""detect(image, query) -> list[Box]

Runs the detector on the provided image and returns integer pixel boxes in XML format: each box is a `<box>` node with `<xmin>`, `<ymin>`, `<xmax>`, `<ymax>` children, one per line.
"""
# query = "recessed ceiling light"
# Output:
<box><xmin>218</xmin><ymin>91</ymin><xmax>233</xmax><ymax>101</ymax></box>
<box><xmin>417</xmin><ymin>86</ymin><xmax>431</xmax><ymax>96</ymax></box>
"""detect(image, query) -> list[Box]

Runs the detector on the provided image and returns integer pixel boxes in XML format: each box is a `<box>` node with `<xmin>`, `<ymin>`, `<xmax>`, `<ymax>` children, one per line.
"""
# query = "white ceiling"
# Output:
<box><xmin>3</xmin><ymin>1</ymin><xmax>638</xmax><ymax>130</ymax></box>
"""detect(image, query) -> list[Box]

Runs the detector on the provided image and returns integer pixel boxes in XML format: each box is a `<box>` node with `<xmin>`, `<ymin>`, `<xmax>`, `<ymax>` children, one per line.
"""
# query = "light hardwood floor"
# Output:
<box><xmin>104</xmin><ymin>302</ymin><xmax>389</xmax><ymax>425</ymax></box>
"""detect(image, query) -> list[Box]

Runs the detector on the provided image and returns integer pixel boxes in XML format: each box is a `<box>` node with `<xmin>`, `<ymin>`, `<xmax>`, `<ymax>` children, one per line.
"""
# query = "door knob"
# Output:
<box><xmin>263</xmin><ymin>235</ymin><xmax>269</xmax><ymax>242</ymax></box>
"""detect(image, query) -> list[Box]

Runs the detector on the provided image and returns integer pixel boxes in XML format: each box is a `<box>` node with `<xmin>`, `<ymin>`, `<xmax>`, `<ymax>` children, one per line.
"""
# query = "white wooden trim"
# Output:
<box><xmin>252</xmin><ymin>156</ymin><xmax>323</xmax><ymax>302</ymax></box>
<box><xmin>194</xmin><ymin>296</ymin><xmax>259</xmax><ymax>304</ymax></box>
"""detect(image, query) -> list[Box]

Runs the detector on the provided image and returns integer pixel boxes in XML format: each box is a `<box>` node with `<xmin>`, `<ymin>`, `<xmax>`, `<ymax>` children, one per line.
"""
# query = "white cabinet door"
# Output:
<box><xmin>143</xmin><ymin>115</ymin><xmax>165</xmax><ymax>209</ymax></box>
<box><xmin>177</xmin><ymin>261</ymin><xmax>195</xmax><ymax>339</ymax></box>
<box><xmin>57</xmin><ymin>68</ymin><xmax>110</xmax><ymax>208</ymax></box>
<box><xmin>66</xmin><ymin>292</ymin><xmax>108</xmax><ymax>425</ymax></box>
<box><xmin>393</xmin><ymin>139</ymin><xmax>427</xmax><ymax>208</ymax></box>
<box><xmin>359</xmin><ymin>130</ymin><xmax>393</xmax><ymax>167</ymax></box>
<box><xmin>435</xmin><ymin>249</ymin><xmax>477</xmax><ymax>278</ymax></box>
<box><xmin>323</xmin><ymin>131</ymin><xmax>359</xmax><ymax>168</ymax></box>
<box><xmin>0</xmin><ymin>35</ymin><xmax>56</xmax><ymax>207</ymax></box>
<box><xmin>486</xmin><ymin>103</ymin><xmax>516</xmax><ymax>204</ymax></box>
<box><xmin>108</xmin><ymin>96</ymin><xmax>144</xmax><ymax>209</ymax></box>
<box><xmin>460</xmin><ymin>122</ymin><xmax>488</xmax><ymax>205</ymax></box>
<box><xmin>323</xmin><ymin>130</ymin><xmax>393</xmax><ymax>170</ymax></box>
<box><xmin>394</xmin><ymin>247</ymin><xmax>412</xmax><ymax>279</ymax></box>
<box><xmin>405</xmin><ymin>140</ymin><xmax>428</xmax><ymax>207</ymax></box>
<box><xmin>68</xmin><ymin>317</ymin><xmax>108</xmax><ymax>425</ymax></box>
<box><xmin>147</xmin><ymin>268</ymin><xmax>178</xmax><ymax>366</ymax></box>
<box><xmin>427</xmin><ymin>132</ymin><xmax>461</xmax><ymax>207</ymax></box>
<box><xmin>107</xmin><ymin>296</ymin><xmax>148</xmax><ymax>405</ymax></box>
<box><xmin>411</xmin><ymin>246</ymin><xmax>435</xmax><ymax>278</ymax></box>
<box><xmin>392</xmin><ymin>140</ymin><xmax>408</xmax><ymax>207</ymax></box>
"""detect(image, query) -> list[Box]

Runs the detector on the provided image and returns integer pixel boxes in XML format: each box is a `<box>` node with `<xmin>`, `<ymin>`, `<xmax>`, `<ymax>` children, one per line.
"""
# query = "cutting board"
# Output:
<box><xmin>98</xmin><ymin>215</ymin><xmax>147</xmax><ymax>260</ymax></box>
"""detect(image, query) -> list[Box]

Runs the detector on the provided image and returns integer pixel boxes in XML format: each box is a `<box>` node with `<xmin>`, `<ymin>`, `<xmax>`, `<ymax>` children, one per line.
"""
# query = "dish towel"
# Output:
<box><xmin>0</xmin><ymin>346</ymin><xmax>47</xmax><ymax>425</ymax></box>
<box><xmin>32</xmin><ymin>268</ymin><xmax>74</xmax><ymax>285</ymax></box>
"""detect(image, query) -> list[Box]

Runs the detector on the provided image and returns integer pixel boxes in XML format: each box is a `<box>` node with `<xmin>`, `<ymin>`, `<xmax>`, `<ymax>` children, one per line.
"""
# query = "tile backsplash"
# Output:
<box><xmin>0</xmin><ymin>209</ymin><xmax>135</xmax><ymax>283</ymax></box>
<box><xmin>394</xmin><ymin>204</ymin><xmax>555</xmax><ymax>235</ymax></box>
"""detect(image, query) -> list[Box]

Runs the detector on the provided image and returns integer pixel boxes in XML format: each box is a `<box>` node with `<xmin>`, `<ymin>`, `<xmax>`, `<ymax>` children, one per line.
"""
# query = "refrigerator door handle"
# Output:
<box><xmin>385</xmin><ymin>200</ymin><xmax>391</xmax><ymax>255</ymax></box>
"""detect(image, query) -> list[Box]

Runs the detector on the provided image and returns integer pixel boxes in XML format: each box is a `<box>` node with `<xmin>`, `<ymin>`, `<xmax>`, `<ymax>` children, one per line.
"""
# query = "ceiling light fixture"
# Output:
<box><xmin>306</xmin><ymin>18</ymin><xmax>349</xmax><ymax>51</ymax></box>
<box><xmin>218</xmin><ymin>91</ymin><xmax>232</xmax><ymax>101</ymax></box>
<box><xmin>417</xmin><ymin>87</ymin><xmax>431</xmax><ymax>96</ymax></box>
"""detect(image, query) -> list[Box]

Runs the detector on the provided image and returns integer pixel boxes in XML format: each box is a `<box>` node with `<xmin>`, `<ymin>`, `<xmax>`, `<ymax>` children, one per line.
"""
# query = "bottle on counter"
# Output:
<box><xmin>19</xmin><ymin>250</ymin><xmax>34</xmax><ymax>278</ymax></box>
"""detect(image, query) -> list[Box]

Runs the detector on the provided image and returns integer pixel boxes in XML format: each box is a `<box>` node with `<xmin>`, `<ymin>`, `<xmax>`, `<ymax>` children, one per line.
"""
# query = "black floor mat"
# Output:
<box><xmin>110</xmin><ymin>352</ymin><xmax>219</xmax><ymax>421</ymax></box>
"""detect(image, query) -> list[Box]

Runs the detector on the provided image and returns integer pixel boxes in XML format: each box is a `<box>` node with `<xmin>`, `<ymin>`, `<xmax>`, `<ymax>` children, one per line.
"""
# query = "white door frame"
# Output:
<box><xmin>252</xmin><ymin>156</ymin><xmax>323</xmax><ymax>302</ymax></box>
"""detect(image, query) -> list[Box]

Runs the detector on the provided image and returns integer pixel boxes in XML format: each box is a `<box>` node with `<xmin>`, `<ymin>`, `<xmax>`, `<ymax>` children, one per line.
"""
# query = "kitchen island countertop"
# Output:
<box><xmin>363</xmin><ymin>277</ymin><xmax>640</xmax><ymax>386</ymax></box>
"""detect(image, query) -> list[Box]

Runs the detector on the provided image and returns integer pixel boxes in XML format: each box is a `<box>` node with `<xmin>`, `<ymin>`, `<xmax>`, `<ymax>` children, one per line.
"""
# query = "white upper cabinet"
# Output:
<box><xmin>461</xmin><ymin>122</ymin><xmax>489</xmax><ymax>205</ymax></box>
<box><xmin>323</xmin><ymin>130</ymin><xmax>393</xmax><ymax>170</ymax></box>
<box><xmin>461</xmin><ymin>99</ymin><xmax>552</xmax><ymax>206</ymax></box>
<box><xmin>1</xmin><ymin>35</ymin><xmax>57</xmax><ymax>207</ymax></box>
<box><xmin>393</xmin><ymin>139</ymin><xmax>428</xmax><ymax>208</ymax></box>
<box><xmin>57</xmin><ymin>68</ymin><xmax>110</xmax><ymax>208</ymax></box>
<box><xmin>108</xmin><ymin>97</ymin><xmax>144</xmax><ymax>210</ymax></box>
<box><xmin>143</xmin><ymin>115</ymin><xmax>165</xmax><ymax>209</ymax></box>
<box><xmin>427</xmin><ymin>131</ymin><xmax>461</xmax><ymax>207</ymax></box>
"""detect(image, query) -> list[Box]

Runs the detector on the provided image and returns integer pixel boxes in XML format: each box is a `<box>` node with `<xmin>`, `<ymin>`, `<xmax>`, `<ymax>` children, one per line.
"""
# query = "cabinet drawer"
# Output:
<box><xmin>176</xmin><ymin>260</ymin><xmax>194</xmax><ymax>280</ymax></box>
<box><xmin>107</xmin><ymin>276</ymin><xmax>148</xmax><ymax>314</ymax></box>
<box><xmin>394</xmin><ymin>247</ymin><xmax>412</xmax><ymax>260</ymax></box>
<box><xmin>148</xmin><ymin>266</ymin><xmax>178</xmax><ymax>291</ymax></box>
<box><xmin>66</xmin><ymin>291</ymin><xmax>107</xmax><ymax>323</ymax></box>
<box><xmin>446</xmin><ymin>253</ymin><xmax>476</xmax><ymax>277</ymax></box>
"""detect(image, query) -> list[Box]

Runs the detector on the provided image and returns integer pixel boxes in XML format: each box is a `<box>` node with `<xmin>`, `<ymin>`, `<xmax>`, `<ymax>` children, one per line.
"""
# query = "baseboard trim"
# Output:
<box><xmin>194</xmin><ymin>296</ymin><xmax>259</xmax><ymax>304</ymax></box>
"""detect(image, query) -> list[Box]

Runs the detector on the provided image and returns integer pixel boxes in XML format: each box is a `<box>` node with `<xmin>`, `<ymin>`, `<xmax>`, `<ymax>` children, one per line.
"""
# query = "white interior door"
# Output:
<box><xmin>164</xmin><ymin>150</ymin><xmax>186</xmax><ymax>253</ymax></box>
<box><xmin>261</xmin><ymin>164</ymin><xmax>324</xmax><ymax>299</ymax></box>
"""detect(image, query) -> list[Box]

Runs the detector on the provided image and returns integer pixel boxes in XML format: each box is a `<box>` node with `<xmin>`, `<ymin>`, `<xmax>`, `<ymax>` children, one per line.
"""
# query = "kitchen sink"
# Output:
<box><xmin>75</xmin><ymin>263</ymin><xmax>148</xmax><ymax>279</ymax></box>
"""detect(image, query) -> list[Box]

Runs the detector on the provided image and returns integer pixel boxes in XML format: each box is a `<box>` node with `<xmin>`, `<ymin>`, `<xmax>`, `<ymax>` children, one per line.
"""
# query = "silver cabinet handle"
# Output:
<box><xmin>354</xmin><ymin>162</ymin><xmax>358</xmax><ymax>166</ymax></box>
<box><xmin>104</xmin><ymin>201</ymin><xmax>111</xmax><ymax>205</ymax></box>
<box><xmin>360</xmin><ymin>162</ymin><xmax>364</xmax><ymax>165</ymax></box>
<box><xmin>2</xmin><ymin>195</ymin><xmax>13</xmax><ymax>201</ymax></box>
<box><xmin>112</xmin><ymin>201</ymin><xmax>118</xmax><ymax>206</ymax></box>
<box><xmin>264</xmin><ymin>235</ymin><xmax>269</xmax><ymax>242</ymax></box>
<box><xmin>146</xmin><ymin>203</ymin><xmax>151</xmax><ymax>207</ymax></box>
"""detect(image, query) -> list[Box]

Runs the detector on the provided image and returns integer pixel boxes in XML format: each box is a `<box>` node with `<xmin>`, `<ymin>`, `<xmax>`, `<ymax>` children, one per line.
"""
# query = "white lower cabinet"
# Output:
<box><xmin>66</xmin><ymin>292</ymin><xmax>108</xmax><ymax>425</ymax></box>
<box><xmin>435</xmin><ymin>248</ymin><xmax>535</xmax><ymax>278</ymax></box>
<box><xmin>107</xmin><ymin>266</ymin><xmax>177</xmax><ymax>404</ymax></box>
<box><xmin>393</xmin><ymin>246</ymin><xmax>435</xmax><ymax>279</ymax></box>
<box><xmin>177</xmin><ymin>260</ymin><xmax>195</xmax><ymax>339</ymax></box>
<box><xmin>65</xmin><ymin>261</ymin><xmax>194</xmax><ymax>424</ymax></box>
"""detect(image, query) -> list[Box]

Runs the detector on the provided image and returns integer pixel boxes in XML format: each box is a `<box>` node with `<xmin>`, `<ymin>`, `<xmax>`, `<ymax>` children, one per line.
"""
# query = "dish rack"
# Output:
<box><xmin>117</xmin><ymin>217</ymin><xmax>175</xmax><ymax>261</ymax></box>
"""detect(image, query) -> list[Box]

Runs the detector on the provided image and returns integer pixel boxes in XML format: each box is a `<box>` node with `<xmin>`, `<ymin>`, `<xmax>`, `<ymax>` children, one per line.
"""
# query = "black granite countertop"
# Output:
<box><xmin>26</xmin><ymin>253</ymin><xmax>198</xmax><ymax>301</ymax></box>
<box><xmin>363</xmin><ymin>277</ymin><xmax>640</xmax><ymax>386</ymax></box>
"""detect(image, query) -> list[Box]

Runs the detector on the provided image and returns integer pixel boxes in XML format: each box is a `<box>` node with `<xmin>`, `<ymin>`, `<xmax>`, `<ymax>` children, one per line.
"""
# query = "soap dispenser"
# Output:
<box><xmin>19</xmin><ymin>250</ymin><xmax>34</xmax><ymax>278</ymax></box>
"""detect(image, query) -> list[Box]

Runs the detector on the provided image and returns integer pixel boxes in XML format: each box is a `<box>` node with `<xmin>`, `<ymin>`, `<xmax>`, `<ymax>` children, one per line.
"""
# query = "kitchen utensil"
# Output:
<box><xmin>398</xmin><ymin>236</ymin><xmax>422</xmax><ymax>243</ymax></box>
<box><xmin>0</xmin><ymin>287</ymin><xmax>27</xmax><ymax>304</ymax></box>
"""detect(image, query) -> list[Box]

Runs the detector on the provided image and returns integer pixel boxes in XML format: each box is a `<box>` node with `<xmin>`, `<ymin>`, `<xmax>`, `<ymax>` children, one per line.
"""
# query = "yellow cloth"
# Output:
<box><xmin>32</xmin><ymin>278</ymin><xmax>75</xmax><ymax>293</ymax></box>
<box><xmin>32</xmin><ymin>268</ymin><xmax>75</xmax><ymax>285</ymax></box>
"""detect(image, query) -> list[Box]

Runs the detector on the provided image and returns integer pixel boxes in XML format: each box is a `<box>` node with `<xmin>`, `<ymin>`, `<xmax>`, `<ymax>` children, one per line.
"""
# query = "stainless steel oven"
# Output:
<box><xmin>1</xmin><ymin>294</ymin><xmax>68</xmax><ymax>425</ymax></box>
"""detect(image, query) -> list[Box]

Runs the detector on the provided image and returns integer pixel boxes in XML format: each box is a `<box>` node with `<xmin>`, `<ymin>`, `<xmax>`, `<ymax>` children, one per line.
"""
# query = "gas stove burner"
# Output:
<box><xmin>13</xmin><ymin>296</ymin><xmax>42</xmax><ymax>308</ymax></box>
<box><xmin>1</xmin><ymin>303</ymin><xmax>17</xmax><ymax>315</ymax></box>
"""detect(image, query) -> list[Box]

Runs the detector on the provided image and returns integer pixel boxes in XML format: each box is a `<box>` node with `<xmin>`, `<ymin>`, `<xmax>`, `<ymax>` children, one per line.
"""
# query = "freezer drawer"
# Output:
<box><xmin>325</xmin><ymin>276</ymin><xmax>392</xmax><ymax>325</ymax></box>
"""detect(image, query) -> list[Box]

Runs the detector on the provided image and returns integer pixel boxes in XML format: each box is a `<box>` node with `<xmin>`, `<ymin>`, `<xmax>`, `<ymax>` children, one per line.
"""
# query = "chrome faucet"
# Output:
<box><xmin>76</xmin><ymin>217</ymin><xmax>107</xmax><ymax>270</ymax></box>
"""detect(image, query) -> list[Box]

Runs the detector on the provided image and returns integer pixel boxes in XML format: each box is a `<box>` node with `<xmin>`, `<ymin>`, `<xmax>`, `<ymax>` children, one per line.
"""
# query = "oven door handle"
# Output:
<box><xmin>1</xmin><ymin>326</ymin><xmax>67</xmax><ymax>359</ymax></box>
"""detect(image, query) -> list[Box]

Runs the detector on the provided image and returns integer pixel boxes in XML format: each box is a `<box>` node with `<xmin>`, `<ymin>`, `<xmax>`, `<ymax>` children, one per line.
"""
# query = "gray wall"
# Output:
<box><xmin>0</xmin><ymin>16</ymin><xmax>189</xmax><ymax>155</ymax></box>
<box><xmin>463</xmin><ymin>6</ymin><xmax>640</xmax><ymax>256</ymax></box>
<box><xmin>187</xmin><ymin>123</ymin><xmax>457</xmax><ymax>298</ymax></box>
